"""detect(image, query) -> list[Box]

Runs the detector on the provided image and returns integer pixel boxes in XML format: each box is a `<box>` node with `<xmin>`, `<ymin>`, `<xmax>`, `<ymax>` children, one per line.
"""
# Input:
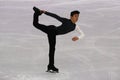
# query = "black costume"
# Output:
<box><xmin>33</xmin><ymin>7</ymin><xmax>76</xmax><ymax>72</ymax></box>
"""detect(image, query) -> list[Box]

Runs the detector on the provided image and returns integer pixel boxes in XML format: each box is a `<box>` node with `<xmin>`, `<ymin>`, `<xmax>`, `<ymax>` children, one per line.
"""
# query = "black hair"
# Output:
<box><xmin>70</xmin><ymin>10</ymin><xmax>80</xmax><ymax>16</ymax></box>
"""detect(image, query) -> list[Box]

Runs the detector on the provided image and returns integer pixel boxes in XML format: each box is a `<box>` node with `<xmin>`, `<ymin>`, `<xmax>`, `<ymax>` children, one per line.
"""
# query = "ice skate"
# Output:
<box><xmin>46</xmin><ymin>65</ymin><xmax>59</xmax><ymax>73</ymax></box>
<box><xmin>33</xmin><ymin>6</ymin><xmax>43</xmax><ymax>15</ymax></box>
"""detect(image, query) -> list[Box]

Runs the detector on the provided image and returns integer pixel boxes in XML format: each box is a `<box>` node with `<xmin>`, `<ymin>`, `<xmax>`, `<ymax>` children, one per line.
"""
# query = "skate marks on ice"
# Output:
<box><xmin>0</xmin><ymin>71</ymin><xmax>70</xmax><ymax>80</ymax></box>
<box><xmin>0</xmin><ymin>33</ymin><xmax>45</xmax><ymax>49</ymax></box>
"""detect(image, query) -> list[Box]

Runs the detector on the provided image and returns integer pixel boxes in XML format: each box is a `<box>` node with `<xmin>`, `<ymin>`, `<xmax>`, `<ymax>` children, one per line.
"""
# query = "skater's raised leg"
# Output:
<box><xmin>33</xmin><ymin>7</ymin><xmax>49</xmax><ymax>34</ymax></box>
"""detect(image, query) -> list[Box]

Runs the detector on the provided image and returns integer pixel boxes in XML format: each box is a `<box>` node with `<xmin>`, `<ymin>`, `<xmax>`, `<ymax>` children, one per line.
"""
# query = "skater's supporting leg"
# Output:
<box><xmin>47</xmin><ymin>33</ymin><xmax>56</xmax><ymax>66</ymax></box>
<box><xmin>47</xmin><ymin>33</ymin><xmax>59</xmax><ymax>72</ymax></box>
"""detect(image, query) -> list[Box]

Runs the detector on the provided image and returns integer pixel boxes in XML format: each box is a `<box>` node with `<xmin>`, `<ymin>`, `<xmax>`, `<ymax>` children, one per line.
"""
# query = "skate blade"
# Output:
<box><xmin>46</xmin><ymin>70</ymin><xmax>59</xmax><ymax>73</ymax></box>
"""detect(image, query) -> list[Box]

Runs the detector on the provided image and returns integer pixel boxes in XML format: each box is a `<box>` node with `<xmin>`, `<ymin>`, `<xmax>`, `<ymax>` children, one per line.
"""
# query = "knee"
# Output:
<box><xmin>33</xmin><ymin>22</ymin><xmax>40</xmax><ymax>29</ymax></box>
<box><xmin>33</xmin><ymin>21</ymin><xmax>37</xmax><ymax>27</ymax></box>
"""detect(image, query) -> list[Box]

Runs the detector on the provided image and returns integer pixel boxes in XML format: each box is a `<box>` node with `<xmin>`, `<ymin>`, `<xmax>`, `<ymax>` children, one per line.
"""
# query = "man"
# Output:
<box><xmin>33</xmin><ymin>6</ymin><xmax>85</xmax><ymax>73</ymax></box>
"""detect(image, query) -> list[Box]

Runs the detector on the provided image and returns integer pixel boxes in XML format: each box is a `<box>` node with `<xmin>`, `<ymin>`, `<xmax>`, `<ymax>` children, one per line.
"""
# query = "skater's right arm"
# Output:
<box><xmin>44</xmin><ymin>11</ymin><xmax>67</xmax><ymax>23</ymax></box>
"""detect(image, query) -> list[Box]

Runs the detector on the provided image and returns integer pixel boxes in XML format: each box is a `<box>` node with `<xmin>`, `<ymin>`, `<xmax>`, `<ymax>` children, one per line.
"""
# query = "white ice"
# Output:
<box><xmin>0</xmin><ymin>0</ymin><xmax>120</xmax><ymax>80</ymax></box>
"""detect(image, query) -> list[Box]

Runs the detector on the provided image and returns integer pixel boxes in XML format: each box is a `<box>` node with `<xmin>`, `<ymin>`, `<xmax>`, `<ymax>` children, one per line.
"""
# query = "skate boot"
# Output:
<box><xmin>33</xmin><ymin>6</ymin><xmax>43</xmax><ymax>15</ymax></box>
<box><xmin>46</xmin><ymin>65</ymin><xmax>59</xmax><ymax>73</ymax></box>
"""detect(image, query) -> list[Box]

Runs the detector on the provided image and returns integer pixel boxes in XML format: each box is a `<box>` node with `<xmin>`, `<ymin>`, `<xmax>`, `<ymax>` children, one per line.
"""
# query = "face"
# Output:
<box><xmin>71</xmin><ymin>14</ymin><xmax>79</xmax><ymax>23</ymax></box>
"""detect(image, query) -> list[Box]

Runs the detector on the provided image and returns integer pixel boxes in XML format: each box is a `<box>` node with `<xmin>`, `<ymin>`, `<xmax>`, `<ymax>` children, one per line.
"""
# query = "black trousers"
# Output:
<box><xmin>33</xmin><ymin>13</ymin><xmax>57</xmax><ymax>66</ymax></box>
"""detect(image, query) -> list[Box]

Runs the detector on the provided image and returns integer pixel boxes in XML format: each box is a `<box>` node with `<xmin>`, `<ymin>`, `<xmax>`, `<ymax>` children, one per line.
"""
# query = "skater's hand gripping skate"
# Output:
<box><xmin>72</xmin><ymin>36</ymin><xmax>79</xmax><ymax>41</ymax></box>
<box><xmin>33</xmin><ymin>6</ymin><xmax>47</xmax><ymax>14</ymax></box>
<box><xmin>41</xmin><ymin>10</ymin><xmax>47</xmax><ymax>13</ymax></box>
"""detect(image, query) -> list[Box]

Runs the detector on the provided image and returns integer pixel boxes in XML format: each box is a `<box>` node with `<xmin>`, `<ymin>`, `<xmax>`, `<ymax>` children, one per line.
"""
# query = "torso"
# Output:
<box><xmin>56</xmin><ymin>19</ymin><xmax>76</xmax><ymax>35</ymax></box>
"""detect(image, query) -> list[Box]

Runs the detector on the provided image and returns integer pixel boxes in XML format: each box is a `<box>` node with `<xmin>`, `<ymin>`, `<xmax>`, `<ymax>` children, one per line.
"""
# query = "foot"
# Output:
<box><xmin>46</xmin><ymin>65</ymin><xmax>59</xmax><ymax>73</ymax></box>
<box><xmin>33</xmin><ymin>6</ymin><xmax>43</xmax><ymax>15</ymax></box>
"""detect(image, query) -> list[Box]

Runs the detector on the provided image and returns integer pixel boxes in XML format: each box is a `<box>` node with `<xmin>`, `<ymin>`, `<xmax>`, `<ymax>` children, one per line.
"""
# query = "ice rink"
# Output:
<box><xmin>0</xmin><ymin>0</ymin><xmax>120</xmax><ymax>80</ymax></box>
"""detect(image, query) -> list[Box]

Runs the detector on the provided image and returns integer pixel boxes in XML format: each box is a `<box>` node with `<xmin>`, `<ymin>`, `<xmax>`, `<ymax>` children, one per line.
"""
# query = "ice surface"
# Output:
<box><xmin>0</xmin><ymin>0</ymin><xmax>120</xmax><ymax>80</ymax></box>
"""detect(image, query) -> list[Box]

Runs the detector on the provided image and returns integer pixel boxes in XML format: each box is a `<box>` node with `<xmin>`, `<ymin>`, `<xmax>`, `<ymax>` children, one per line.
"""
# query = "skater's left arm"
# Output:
<box><xmin>72</xmin><ymin>25</ymin><xmax>85</xmax><ymax>41</ymax></box>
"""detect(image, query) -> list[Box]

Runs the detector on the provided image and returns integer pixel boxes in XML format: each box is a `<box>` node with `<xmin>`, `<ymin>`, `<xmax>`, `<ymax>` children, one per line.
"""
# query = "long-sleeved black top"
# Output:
<box><xmin>45</xmin><ymin>12</ymin><xmax>76</xmax><ymax>35</ymax></box>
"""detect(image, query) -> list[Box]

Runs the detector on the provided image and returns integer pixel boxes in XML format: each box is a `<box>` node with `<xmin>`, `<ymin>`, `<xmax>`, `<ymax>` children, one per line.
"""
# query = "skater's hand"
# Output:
<box><xmin>72</xmin><ymin>36</ymin><xmax>79</xmax><ymax>41</ymax></box>
<box><xmin>41</xmin><ymin>10</ymin><xmax>47</xmax><ymax>13</ymax></box>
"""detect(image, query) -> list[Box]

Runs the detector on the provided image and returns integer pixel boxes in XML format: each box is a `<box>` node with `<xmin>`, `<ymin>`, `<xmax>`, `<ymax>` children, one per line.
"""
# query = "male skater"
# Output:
<box><xmin>33</xmin><ymin>6</ymin><xmax>85</xmax><ymax>73</ymax></box>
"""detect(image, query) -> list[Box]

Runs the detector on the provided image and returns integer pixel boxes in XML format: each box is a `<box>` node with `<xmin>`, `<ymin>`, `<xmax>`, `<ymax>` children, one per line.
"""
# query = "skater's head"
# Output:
<box><xmin>70</xmin><ymin>10</ymin><xmax>80</xmax><ymax>23</ymax></box>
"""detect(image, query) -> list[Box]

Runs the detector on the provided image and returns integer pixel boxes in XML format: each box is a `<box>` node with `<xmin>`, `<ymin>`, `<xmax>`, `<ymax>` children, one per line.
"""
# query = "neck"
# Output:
<box><xmin>70</xmin><ymin>19</ymin><xmax>75</xmax><ymax>24</ymax></box>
